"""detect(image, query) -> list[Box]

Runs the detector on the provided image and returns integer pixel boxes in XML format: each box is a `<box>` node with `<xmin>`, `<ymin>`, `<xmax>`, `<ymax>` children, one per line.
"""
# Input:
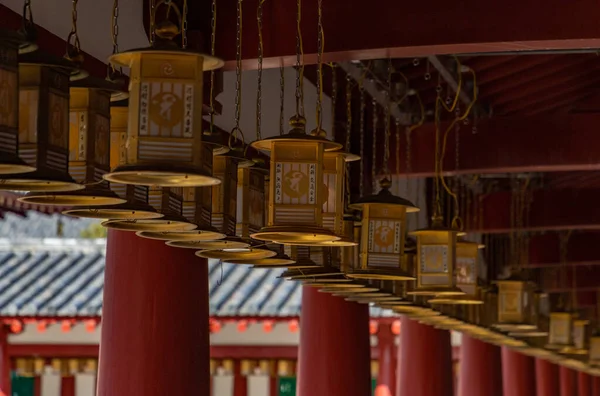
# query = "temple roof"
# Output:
<box><xmin>0</xmin><ymin>212</ymin><xmax>393</xmax><ymax>319</ymax></box>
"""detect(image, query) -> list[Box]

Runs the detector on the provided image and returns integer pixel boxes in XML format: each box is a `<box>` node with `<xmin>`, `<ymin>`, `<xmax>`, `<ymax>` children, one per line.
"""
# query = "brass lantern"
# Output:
<box><xmin>62</xmin><ymin>104</ymin><xmax>162</xmax><ymax>220</ymax></box>
<box><xmin>19</xmin><ymin>77</ymin><xmax>127</xmax><ymax>206</ymax></box>
<box><xmin>589</xmin><ymin>330</ymin><xmax>600</xmax><ymax>367</ymax></box>
<box><xmin>236</xmin><ymin>166</ymin><xmax>267</xmax><ymax>238</ymax></box>
<box><xmin>103</xmin><ymin>20</ymin><xmax>224</xmax><ymax>187</ymax></box>
<box><xmin>428</xmin><ymin>240</ymin><xmax>484</xmax><ymax>305</ymax></box>
<box><xmin>346</xmin><ymin>178</ymin><xmax>418</xmax><ymax>280</ymax></box>
<box><xmin>101</xmin><ymin>186</ymin><xmax>197</xmax><ymax>232</ymax></box>
<box><xmin>492</xmin><ymin>276</ymin><xmax>537</xmax><ymax>332</ymax></box>
<box><xmin>0</xmin><ymin>29</ymin><xmax>34</xmax><ymax>174</ymax></box>
<box><xmin>546</xmin><ymin>310</ymin><xmax>574</xmax><ymax>350</ymax></box>
<box><xmin>406</xmin><ymin>216</ymin><xmax>464</xmax><ymax>296</ymax></box>
<box><xmin>561</xmin><ymin>319</ymin><xmax>589</xmax><ymax>356</ymax></box>
<box><xmin>250</xmin><ymin>116</ymin><xmax>342</xmax><ymax>244</ymax></box>
<box><xmin>0</xmin><ymin>50</ymin><xmax>83</xmax><ymax>192</ymax></box>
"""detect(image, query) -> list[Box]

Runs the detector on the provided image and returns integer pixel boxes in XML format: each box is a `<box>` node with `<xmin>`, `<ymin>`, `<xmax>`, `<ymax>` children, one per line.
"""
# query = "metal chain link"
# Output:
<box><xmin>359</xmin><ymin>86</ymin><xmax>365</xmax><ymax>196</ymax></box>
<box><xmin>149</xmin><ymin>0</ymin><xmax>156</xmax><ymax>45</ymax></box>
<box><xmin>395</xmin><ymin>119</ymin><xmax>400</xmax><ymax>176</ymax></box>
<box><xmin>67</xmin><ymin>0</ymin><xmax>81</xmax><ymax>53</ymax></box>
<box><xmin>372</xmin><ymin>99</ymin><xmax>378</xmax><ymax>192</ymax></box>
<box><xmin>330</xmin><ymin>64</ymin><xmax>337</xmax><ymax>140</ymax></box>
<box><xmin>279</xmin><ymin>65</ymin><xmax>285</xmax><ymax>135</ymax></box>
<box><xmin>406</xmin><ymin>126</ymin><xmax>412</xmax><ymax>174</ymax></box>
<box><xmin>112</xmin><ymin>0</ymin><xmax>119</xmax><ymax>54</ymax></box>
<box><xmin>345</xmin><ymin>75</ymin><xmax>352</xmax><ymax>152</ymax></box>
<box><xmin>294</xmin><ymin>0</ymin><xmax>304</xmax><ymax>118</ymax></box>
<box><xmin>208</xmin><ymin>0</ymin><xmax>217</xmax><ymax>134</ymax></box>
<box><xmin>182</xmin><ymin>0</ymin><xmax>188</xmax><ymax>48</ymax></box>
<box><xmin>315</xmin><ymin>0</ymin><xmax>324</xmax><ymax>133</ymax></box>
<box><xmin>255</xmin><ymin>0</ymin><xmax>264</xmax><ymax>141</ymax></box>
<box><xmin>233</xmin><ymin>0</ymin><xmax>243</xmax><ymax>130</ymax></box>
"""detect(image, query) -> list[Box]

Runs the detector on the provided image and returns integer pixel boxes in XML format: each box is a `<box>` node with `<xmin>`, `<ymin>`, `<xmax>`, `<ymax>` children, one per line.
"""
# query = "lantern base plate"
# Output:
<box><xmin>0</xmin><ymin>171</ymin><xmax>84</xmax><ymax>192</ymax></box>
<box><xmin>406</xmin><ymin>287</ymin><xmax>466</xmax><ymax>297</ymax></box>
<box><xmin>18</xmin><ymin>188</ymin><xmax>127</xmax><ymax>207</ymax></box>
<box><xmin>0</xmin><ymin>158</ymin><xmax>35</xmax><ymax>175</ymax></box>
<box><xmin>228</xmin><ymin>258</ymin><xmax>297</xmax><ymax>266</ymax></box>
<box><xmin>101</xmin><ymin>218</ymin><xmax>198</xmax><ymax>232</ymax></box>
<box><xmin>393</xmin><ymin>306</ymin><xmax>440</xmax><ymax>316</ymax></box>
<box><xmin>166</xmin><ymin>239</ymin><xmax>250</xmax><ymax>250</ymax></box>
<box><xmin>319</xmin><ymin>287</ymin><xmax>379</xmax><ymax>294</ymax></box>
<box><xmin>253</xmin><ymin>226</ymin><xmax>340</xmax><ymax>244</ymax></box>
<box><xmin>492</xmin><ymin>323</ymin><xmax>538</xmax><ymax>332</ymax></box>
<box><xmin>545</xmin><ymin>342</ymin><xmax>573</xmax><ymax>351</ymax></box>
<box><xmin>136</xmin><ymin>229</ymin><xmax>226</xmax><ymax>242</ymax></box>
<box><xmin>560</xmin><ymin>347</ymin><xmax>588</xmax><ymax>356</ymax></box>
<box><xmin>346</xmin><ymin>296</ymin><xmax>402</xmax><ymax>304</ymax></box>
<box><xmin>104</xmin><ymin>166</ymin><xmax>221</xmax><ymax>188</ymax></box>
<box><xmin>291</xmin><ymin>238</ymin><xmax>358</xmax><ymax>247</ymax></box>
<box><xmin>346</xmin><ymin>269</ymin><xmax>415</xmax><ymax>281</ymax></box>
<box><xmin>196</xmin><ymin>248</ymin><xmax>277</xmax><ymax>260</ymax></box>
<box><xmin>428</xmin><ymin>295</ymin><xmax>484</xmax><ymax>305</ymax></box>
<box><xmin>62</xmin><ymin>202</ymin><xmax>163</xmax><ymax>220</ymax></box>
<box><xmin>282</xmin><ymin>269</ymin><xmax>342</xmax><ymax>279</ymax></box>
<box><xmin>377</xmin><ymin>300</ymin><xmax>414</xmax><ymax>307</ymax></box>
<box><xmin>509</xmin><ymin>330</ymin><xmax>549</xmax><ymax>338</ymax></box>
<box><xmin>303</xmin><ymin>282</ymin><xmax>364</xmax><ymax>289</ymax></box>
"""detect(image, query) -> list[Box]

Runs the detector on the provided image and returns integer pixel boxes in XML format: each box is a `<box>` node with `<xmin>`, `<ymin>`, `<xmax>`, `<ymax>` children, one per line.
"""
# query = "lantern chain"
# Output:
<box><xmin>111</xmin><ymin>0</ymin><xmax>120</xmax><ymax>55</ymax></box>
<box><xmin>208</xmin><ymin>0</ymin><xmax>217</xmax><ymax>134</ymax></box>
<box><xmin>182</xmin><ymin>0</ymin><xmax>188</xmax><ymax>49</ymax></box>
<box><xmin>279</xmin><ymin>65</ymin><xmax>285</xmax><ymax>135</ymax></box>
<box><xmin>255</xmin><ymin>0</ymin><xmax>264</xmax><ymax>141</ymax></box>
<box><xmin>372</xmin><ymin>99</ymin><xmax>378</xmax><ymax>192</ymax></box>
<box><xmin>315</xmin><ymin>0</ymin><xmax>324</xmax><ymax>134</ymax></box>
<box><xmin>67</xmin><ymin>0</ymin><xmax>81</xmax><ymax>56</ymax></box>
<box><xmin>294</xmin><ymin>0</ymin><xmax>305</xmax><ymax>119</ymax></box>
<box><xmin>331</xmin><ymin>64</ymin><xmax>337</xmax><ymax>140</ymax></box>
<box><xmin>345</xmin><ymin>75</ymin><xmax>352</xmax><ymax>152</ymax></box>
<box><xmin>382</xmin><ymin>59</ymin><xmax>392</xmax><ymax>178</ymax></box>
<box><xmin>230</xmin><ymin>0</ymin><xmax>244</xmax><ymax>149</ymax></box>
<box><xmin>359</xmin><ymin>85</ymin><xmax>365</xmax><ymax>196</ymax></box>
<box><xmin>395</xmin><ymin>119</ymin><xmax>400</xmax><ymax>177</ymax></box>
<box><xmin>149</xmin><ymin>0</ymin><xmax>156</xmax><ymax>45</ymax></box>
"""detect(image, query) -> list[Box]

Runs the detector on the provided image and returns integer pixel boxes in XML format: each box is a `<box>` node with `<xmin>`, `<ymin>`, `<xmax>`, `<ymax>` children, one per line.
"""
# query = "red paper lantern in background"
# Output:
<box><xmin>263</xmin><ymin>320</ymin><xmax>274</xmax><ymax>333</ymax></box>
<box><xmin>369</xmin><ymin>320</ymin><xmax>378</xmax><ymax>335</ymax></box>
<box><xmin>288</xmin><ymin>319</ymin><xmax>299</xmax><ymax>333</ymax></box>
<box><xmin>61</xmin><ymin>320</ymin><xmax>72</xmax><ymax>333</ymax></box>
<box><xmin>237</xmin><ymin>320</ymin><xmax>248</xmax><ymax>333</ymax></box>
<box><xmin>36</xmin><ymin>321</ymin><xmax>47</xmax><ymax>333</ymax></box>
<box><xmin>10</xmin><ymin>320</ymin><xmax>22</xmax><ymax>334</ymax></box>
<box><xmin>210</xmin><ymin>319</ymin><xmax>222</xmax><ymax>333</ymax></box>
<box><xmin>391</xmin><ymin>320</ymin><xmax>401</xmax><ymax>335</ymax></box>
<box><xmin>84</xmin><ymin>319</ymin><xmax>97</xmax><ymax>333</ymax></box>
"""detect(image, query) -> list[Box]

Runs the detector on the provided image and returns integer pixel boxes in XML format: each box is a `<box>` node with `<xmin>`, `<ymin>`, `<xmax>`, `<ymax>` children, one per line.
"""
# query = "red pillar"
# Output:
<box><xmin>233</xmin><ymin>361</ymin><xmax>247</xmax><ymax>396</ymax></box>
<box><xmin>397</xmin><ymin>318</ymin><xmax>453</xmax><ymax>396</ymax></box>
<box><xmin>536</xmin><ymin>358</ymin><xmax>559</xmax><ymax>396</ymax></box>
<box><xmin>297</xmin><ymin>286</ymin><xmax>371</xmax><ymax>396</ymax></box>
<box><xmin>580</xmin><ymin>372</ymin><xmax>592</xmax><ymax>396</ymax></box>
<box><xmin>0</xmin><ymin>327</ymin><xmax>10</xmax><ymax>396</ymax></box>
<box><xmin>560</xmin><ymin>367</ymin><xmax>577</xmax><ymax>396</ymax></box>
<box><xmin>593</xmin><ymin>376</ymin><xmax>600</xmax><ymax>396</ymax></box>
<box><xmin>97</xmin><ymin>230</ymin><xmax>210</xmax><ymax>396</ymax></box>
<box><xmin>459</xmin><ymin>334</ymin><xmax>503</xmax><ymax>396</ymax></box>
<box><xmin>502</xmin><ymin>347</ymin><xmax>536</xmax><ymax>396</ymax></box>
<box><xmin>375</xmin><ymin>323</ymin><xmax>397</xmax><ymax>396</ymax></box>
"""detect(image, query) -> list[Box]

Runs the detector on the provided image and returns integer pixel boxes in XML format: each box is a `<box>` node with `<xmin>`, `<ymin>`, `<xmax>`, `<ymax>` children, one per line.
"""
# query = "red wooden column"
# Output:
<box><xmin>97</xmin><ymin>230</ymin><xmax>210</xmax><ymax>396</ymax></box>
<box><xmin>297</xmin><ymin>286</ymin><xmax>371</xmax><ymax>396</ymax></box>
<box><xmin>0</xmin><ymin>327</ymin><xmax>10</xmax><ymax>396</ymax></box>
<box><xmin>593</xmin><ymin>376</ymin><xmax>600</xmax><ymax>396</ymax></box>
<box><xmin>233</xmin><ymin>361</ymin><xmax>247</xmax><ymax>396</ymax></box>
<box><xmin>458</xmin><ymin>334</ymin><xmax>502</xmax><ymax>396</ymax></box>
<box><xmin>502</xmin><ymin>347</ymin><xmax>536</xmax><ymax>396</ymax></box>
<box><xmin>536</xmin><ymin>359</ymin><xmax>559</xmax><ymax>396</ymax></box>
<box><xmin>375</xmin><ymin>323</ymin><xmax>397</xmax><ymax>396</ymax></box>
<box><xmin>580</xmin><ymin>372</ymin><xmax>592</xmax><ymax>396</ymax></box>
<box><xmin>560</xmin><ymin>367</ymin><xmax>577</xmax><ymax>396</ymax></box>
<box><xmin>397</xmin><ymin>318</ymin><xmax>453</xmax><ymax>396</ymax></box>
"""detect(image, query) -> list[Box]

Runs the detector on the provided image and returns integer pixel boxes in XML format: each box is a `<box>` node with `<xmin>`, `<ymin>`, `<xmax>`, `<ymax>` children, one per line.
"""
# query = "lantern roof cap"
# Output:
<box><xmin>70</xmin><ymin>75</ymin><xmax>126</xmax><ymax>95</ymax></box>
<box><xmin>108</xmin><ymin>39</ymin><xmax>224</xmax><ymax>72</ymax></box>
<box><xmin>324</xmin><ymin>150</ymin><xmax>361</xmax><ymax>162</ymax></box>
<box><xmin>349</xmin><ymin>178</ymin><xmax>419</xmax><ymax>212</ymax></box>
<box><xmin>0</xmin><ymin>28</ymin><xmax>25</xmax><ymax>46</ymax></box>
<box><xmin>18</xmin><ymin>49</ymin><xmax>78</xmax><ymax>72</ymax></box>
<box><xmin>251</xmin><ymin>116</ymin><xmax>343</xmax><ymax>152</ymax></box>
<box><xmin>457</xmin><ymin>238</ymin><xmax>485</xmax><ymax>249</ymax></box>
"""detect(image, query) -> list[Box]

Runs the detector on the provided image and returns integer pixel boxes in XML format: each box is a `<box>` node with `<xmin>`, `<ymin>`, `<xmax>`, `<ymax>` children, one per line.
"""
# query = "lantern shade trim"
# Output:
<box><xmin>101</xmin><ymin>216</ymin><xmax>198</xmax><ymax>232</ymax></box>
<box><xmin>135</xmin><ymin>229</ymin><xmax>226</xmax><ymax>242</ymax></box>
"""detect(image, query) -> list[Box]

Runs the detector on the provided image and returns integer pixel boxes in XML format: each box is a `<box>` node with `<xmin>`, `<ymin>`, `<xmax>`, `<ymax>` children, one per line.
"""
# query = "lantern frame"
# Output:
<box><xmin>407</xmin><ymin>218</ymin><xmax>465</xmax><ymax>296</ymax></box>
<box><xmin>0</xmin><ymin>50</ymin><xmax>83</xmax><ymax>192</ymax></box>
<box><xmin>346</xmin><ymin>179</ymin><xmax>418</xmax><ymax>281</ymax></box>
<box><xmin>0</xmin><ymin>29</ymin><xmax>35</xmax><ymax>175</ymax></box>
<box><xmin>561</xmin><ymin>319</ymin><xmax>589</xmax><ymax>356</ymax></box>
<box><xmin>492</xmin><ymin>277</ymin><xmax>538</xmax><ymax>332</ymax></box>
<box><xmin>236</xmin><ymin>166</ymin><xmax>268</xmax><ymax>238</ymax></box>
<box><xmin>103</xmin><ymin>34</ymin><xmax>224</xmax><ymax>187</ymax></box>
<box><xmin>589</xmin><ymin>331</ymin><xmax>600</xmax><ymax>367</ymax></box>
<box><xmin>250</xmin><ymin>119</ymin><xmax>342</xmax><ymax>244</ymax></box>
<box><xmin>545</xmin><ymin>311</ymin><xmax>575</xmax><ymax>350</ymax></box>
<box><xmin>19</xmin><ymin>77</ymin><xmax>127</xmax><ymax>206</ymax></box>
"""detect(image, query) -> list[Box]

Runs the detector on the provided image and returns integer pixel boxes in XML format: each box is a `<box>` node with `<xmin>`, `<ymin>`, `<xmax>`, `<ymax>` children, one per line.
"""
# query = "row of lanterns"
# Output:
<box><xmin>1</xmin><ymin>0</ymin><xmax>600</xmax><ymax>377</ymax></box>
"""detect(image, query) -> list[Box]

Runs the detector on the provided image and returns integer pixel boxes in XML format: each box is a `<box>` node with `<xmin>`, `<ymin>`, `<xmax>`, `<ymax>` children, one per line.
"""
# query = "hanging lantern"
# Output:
<box><xmin>406</xmin><ymin>216</ymin><xmax>464</xmax><ymax>296</ymax></box>
<box><xmin>0</xmin><ymin>50</ymin><xmax>83</xmax><ymax>192</ymax></box>
<box><xmin>345</xmin><ymin>178</ymin><xmax>418</xmax><ymax>280</ymax></box>
<box><xmin>561</xmin><ymin>319</ymin><xmax>589</xmax><ymax>356</ymax></box>
<box><xmin>509</xmin><ymin>290</ymin><xmax>550</xmax><ymax>338</ymax></box>
<box><xmin>236</xmin><ymin>166</ymin><xmax>267</xmax><ymax>238</ymax></box>
<box><xmin>0</xmin><ymin>29</ymin><xmax>34</xmax><ymax>175</ymax></box>
<box><xmin>103</xmin><ymin>15</ymin><xmax>224</xmax><ymax>187</ymax></box>
<box><xmin>101</xmin><ymin>186</ymin><xmax>197</xmax><ymax>232</ymax></box>
<box><xmin>589</xmin><ymin>330</ymin><xmax>600</xmax><ymax>367</ymax></box>
<box><xmin>63</xmin><ymin>104</ymin><xmax>162</xmax><ymax>220</ymax></box>
<box><xmin>492</xmin><ymin>276</ymin><xmax>537</xmax><ymax>332</ymax></box>
<box><xmin>546</xmin><ymin>311</ymin><xmax>574</xmax><ymax>350</ymax></box>
<box><xmin>428</xmin><ymin>240</ymin><xmax>484</xmax><ymax>305</ymax></box>
<box><xmin>249</xmin><ymin>116</ymin><xmax>342</xmax><ymax>244</ymax></box>
<box><xmin>212</xmin><ymin>155</ymin><xmax>239</xmax><ymax>236</ymax></box>
<box><xmin>18</xmin><ymin>76</ymin><xmax>127</xmax><ymax>206</ymax></box>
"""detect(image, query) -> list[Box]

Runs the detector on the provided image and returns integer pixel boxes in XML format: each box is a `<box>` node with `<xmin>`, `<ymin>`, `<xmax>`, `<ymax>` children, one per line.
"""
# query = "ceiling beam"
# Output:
<box><xmin>389</xmin><ymin>113</ymin><xmax>600</xmax><ymax>176</ymax></box>
<box><xmin>175</xmin><ymin>0</ymin><xmax>600</xmax><ymax>70</ymax></box>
